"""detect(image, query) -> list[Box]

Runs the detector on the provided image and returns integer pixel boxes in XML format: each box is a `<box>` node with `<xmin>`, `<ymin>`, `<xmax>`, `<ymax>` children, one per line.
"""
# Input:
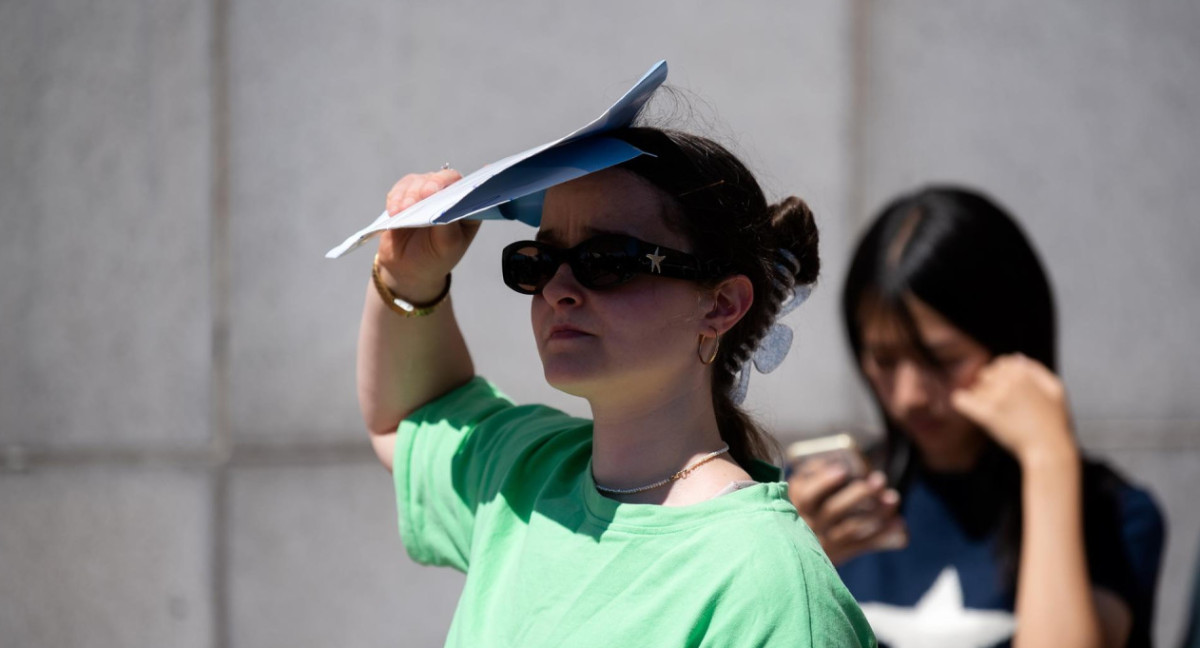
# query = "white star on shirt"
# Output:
<box><xmin>645</xmin><ymin>248</ymin><xmax>665</xmax><ymax>273</ymax></box>
<box><xmin>859</xmin><ymin>567</ymin><xmax>1015</xmax><ymax>648</ymax></box>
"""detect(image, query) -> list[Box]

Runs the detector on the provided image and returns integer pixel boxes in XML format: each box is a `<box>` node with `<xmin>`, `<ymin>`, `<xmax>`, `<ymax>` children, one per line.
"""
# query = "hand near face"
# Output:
<box><xmin>788</xmin><ymin>462</ymin><xmax>908</xmax><ymax>565</ymax></box>
<box><xmin>950</xmin><ymin>354</ymin><xmax>1076</xmax><ymax>463</ymax></box>
<box><xmin>378</xmin><ymin>169</ymin><xmax>481</xmax><ymax>291</ymax></box>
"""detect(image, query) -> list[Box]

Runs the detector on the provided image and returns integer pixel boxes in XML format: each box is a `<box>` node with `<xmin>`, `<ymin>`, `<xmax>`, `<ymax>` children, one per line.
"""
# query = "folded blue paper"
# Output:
<box><xmin>326</xmin><ymin>61</ymin><xmax>668</xmax><ymax>259</ymax></box>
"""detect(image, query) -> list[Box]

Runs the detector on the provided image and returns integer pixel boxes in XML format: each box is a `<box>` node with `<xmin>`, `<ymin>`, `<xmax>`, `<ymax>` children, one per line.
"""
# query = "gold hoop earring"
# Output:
<box><xmin>697</xmin><ymin>334</ymin><xmax>720</xmax><ymax>365</ymax></box>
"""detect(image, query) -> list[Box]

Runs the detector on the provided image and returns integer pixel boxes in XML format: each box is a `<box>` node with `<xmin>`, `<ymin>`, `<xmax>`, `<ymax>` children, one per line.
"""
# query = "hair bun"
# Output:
<box><xmin>769</xmin><ymin>196</ymin><xmax>820</xmax><ymax>286</ymax></box>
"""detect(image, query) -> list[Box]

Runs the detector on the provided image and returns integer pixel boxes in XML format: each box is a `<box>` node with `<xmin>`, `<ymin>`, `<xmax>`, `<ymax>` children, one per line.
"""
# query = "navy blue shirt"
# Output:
<box><xmin>837</xmin><ymin>458</ymin><xmax>1164</xmax><ymax>648</ymax></box>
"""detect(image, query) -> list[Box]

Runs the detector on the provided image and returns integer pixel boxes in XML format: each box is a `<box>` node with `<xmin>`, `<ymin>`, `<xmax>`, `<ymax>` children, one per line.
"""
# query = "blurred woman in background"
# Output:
<box><xmin>790</xmin><ymin>186</ymin><xmax>1164</xmax><ymax>647</ymax></box>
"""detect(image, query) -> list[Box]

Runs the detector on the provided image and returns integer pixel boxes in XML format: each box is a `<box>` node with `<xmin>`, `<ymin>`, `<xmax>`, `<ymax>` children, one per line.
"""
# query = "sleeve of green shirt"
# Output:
<box><xmin>392</xmin><ymin>377</ymin><xmax>585</xmax><ymax>571</ymax></box>
<box><xmin>697</xmin><ymin>519</ymin><xmax>877</xmax><ymax>648</ymax></box>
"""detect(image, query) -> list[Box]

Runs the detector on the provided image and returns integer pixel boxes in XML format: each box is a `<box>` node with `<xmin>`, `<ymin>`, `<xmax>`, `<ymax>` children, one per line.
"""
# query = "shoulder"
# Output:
<box><xmin>1082</xmin><ymin>459</ymin><xmax>1165</xmax><ymax>550</ymax></box>
<box><xmin>708</xmin><ymin>492</ymin><xmax>876</xmax><ymax>645</ymax></box>
<box><xmin>700</xmin><ymin>487</ymin><xmax>837</xmax><ymax>589</ymax></box>
<box><xmin>671</xmin><ymin>489</ymin><xmax>875</xmax><ymax>645</ymax></box>
<box><xmin>1081</xmin><ymin>459</ymin><xmax>1166</xmax><ymax>603</ymax></box>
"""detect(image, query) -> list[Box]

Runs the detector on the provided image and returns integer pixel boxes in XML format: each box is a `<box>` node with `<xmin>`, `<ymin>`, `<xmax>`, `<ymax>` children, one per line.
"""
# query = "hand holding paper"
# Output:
<box><xmin>326</xmin><ymin>61</ymin><xmax>669</xmax><ymax>259</ymax></box>
<box><xmin>375</xmin><ymin>168</ymin><xmax>480</xmax><ymax>298</ymax></box>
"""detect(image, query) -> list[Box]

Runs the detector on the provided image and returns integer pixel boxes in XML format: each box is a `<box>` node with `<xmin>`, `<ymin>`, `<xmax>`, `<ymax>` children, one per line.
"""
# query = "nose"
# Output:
<box><xmin>539</xmin><ymin>261</ymin><xmax>583</xmax><ymax>307</ymax></box>
<box><xmin>891</xmin><ymin>360</ymin><xmax>932</xmax><ymax>416</ymax></box>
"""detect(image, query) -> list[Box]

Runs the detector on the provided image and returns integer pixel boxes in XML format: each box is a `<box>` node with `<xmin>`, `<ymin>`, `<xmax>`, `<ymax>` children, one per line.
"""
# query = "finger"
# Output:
<box><xmin>826</xmin><ymin>516</ymin><xmax>908</xmax><ymax>557</ymax></box>
<box><xmin>387</xmin><ymin>172</ymin><xmax>441</xmax><ymax>215</ymax></box>
<box><xmin>847</xmin><ymin>472</ymin><xmax>890</xmax><ymax>514</ymax></box>
<box><xmin>995</xmin><ymin>353</ymin><xmax>1024</xmax><ymax>368</ymax></box>
<box><xmin>406</xmin><ymin>169</ymin><xmax>461</xmax><ymax>209</ymax></box>
<box><xmin>966</xmin><ymin>362</ymin><xmax>998</xmax><ymax>392</ymax></box>
<box><xmin>984</xmin><ymin>354</ymin><xmax>1061</xmax><ymax>402</ymax></box>
<box><xmin>793</xmin><ymin>456</ymin><xmax>845</xmax><ymax>480</ymax></box>
<box><xmin>1025</xmin><ymin>359</ymin><xmax>1065</xmax><ymax>397</ymax></box>
<box><xmin>788</xmin><ymin>463</ymin><xmax>849</xmax><ymax>513</ymax></box>
<box><xmin>386</xmin><ymin>174</ymin><xmax>419</xmax><ymax>215</ymax></box>
<box><xmin>838</xmin><ymin>486</ymin><xmax>898</xmax><ymax>519</ymax></box>
<box><xmin>412</xmin><ymin>169</ymin><xmax>461</xmax><ymax>205</ymax></box>
<box><xmin>429</xmin><ymin>217</ymin><xmax>483</xmax><ymax>254</ymax></box>
<box><xmin>825</xmin><ymin>515</ymin><xmax>885</xmax><ymax>545</ymax></box>
<box><xmin>419</xmin><ymin>178</ymin><xmax>444</xmax><ymax>201</ymax></box>
<box><xmin>976</xmin><ymin>353</ymin><xmax>1017</xmax><ymax>383</ymax></box>
<box><xmin>432</xmin><ymin>167</ymin><xmax>462</xmax><ymax>186</ymax></box>
<box><xmin>954</xmin><ymin>365</ymin><xmax>1003</xmax><ymax>409</ymax></box>
<box><xmin>820</xmin><ymin>519</ymin><xmax>906</xmax><ymax>566</ymax></box>
<box><xmin>950</xmin><ymin>387</ymin><xmax>988</xmax><ymax>423</ymax></box>
<box><xmin>818</xmin><ymin>477</ymin><xmax>886</xmax><ymax>530</ymax></box>
<box><xmin>399</xmin><ymin>175</ymin><xmax>428</xmax><ymax>212</ymax></box>
<box><xmin>377</xmin><ymin>228</ymin><xmax>416</xmax><ymax>268</ymax></box>
<box><xmin>458</xmin><ymin>218</ymin><xmax>483</xmax><ymax>246</ymax></box>
<box><xmin>860</xmin><ymin>488</ymin><xmax>902</xmax><ymax>521</ymax></box>
<box><xmin>866</xmin><ymin>517</ymin><xmax>909</xmax><ymax>551</ymax></box>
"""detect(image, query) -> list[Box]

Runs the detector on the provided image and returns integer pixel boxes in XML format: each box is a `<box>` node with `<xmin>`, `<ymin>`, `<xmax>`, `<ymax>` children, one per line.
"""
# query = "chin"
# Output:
<box><xmin>541</xmin><ymin>356</ymin><xmax>605</xmax><ymax>397</ymax></box>
<box><xmin>907</xmin><ymin>422</ymin><xmax>986</xmax><ymax>468</ymax></box>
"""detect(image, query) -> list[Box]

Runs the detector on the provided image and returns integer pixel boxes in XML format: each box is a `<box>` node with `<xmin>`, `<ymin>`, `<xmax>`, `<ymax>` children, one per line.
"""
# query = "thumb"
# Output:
<box><xmin>427</xmin><ymin>218</ymin><xmax>484</xmax><ymax>262</ymax></box>
<box><xmin>458</xmin><ymin>218</ymin><xmax>483</xmax><ymax>245</ymax></box>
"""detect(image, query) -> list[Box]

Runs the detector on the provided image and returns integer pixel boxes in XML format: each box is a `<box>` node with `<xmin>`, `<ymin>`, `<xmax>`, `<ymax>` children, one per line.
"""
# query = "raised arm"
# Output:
<box><xmin>952</xmin><ymin>354</ymin><xmax>1131</xmax><ymax>648</ymax></box>
<box><xmin>357</xmin><ymin>169</ymin><xmax>482</xmax><ymax>470</ymax></box>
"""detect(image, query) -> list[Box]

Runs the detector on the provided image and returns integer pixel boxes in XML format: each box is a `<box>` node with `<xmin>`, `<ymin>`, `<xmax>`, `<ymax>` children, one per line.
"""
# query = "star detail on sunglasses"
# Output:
<box><xmin>646</xmin><ymin>248</ymin><xmax>666</xmax><ymax>274</ymax></box>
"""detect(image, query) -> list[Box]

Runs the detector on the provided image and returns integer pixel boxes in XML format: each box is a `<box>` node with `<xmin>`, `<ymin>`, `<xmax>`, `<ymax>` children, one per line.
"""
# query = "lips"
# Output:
<box><xmin>546</xmin><ymin>323</ymin><xmax>593</xmax><ymax>342</ymax></box>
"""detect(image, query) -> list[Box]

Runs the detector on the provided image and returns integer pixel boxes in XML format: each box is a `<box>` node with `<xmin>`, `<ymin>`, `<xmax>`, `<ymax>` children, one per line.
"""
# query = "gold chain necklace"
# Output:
<box><xmin>593</xmin><ymin>445</ymin><xmax>731</xmax><ymax>495</ymax></box>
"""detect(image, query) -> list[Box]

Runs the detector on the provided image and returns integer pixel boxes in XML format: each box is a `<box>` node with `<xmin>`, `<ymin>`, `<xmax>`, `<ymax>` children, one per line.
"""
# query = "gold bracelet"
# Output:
<box><xmin>372</xmin><ymin>254</ymin><xmax>451</xmax><ymax>317</ymax></box>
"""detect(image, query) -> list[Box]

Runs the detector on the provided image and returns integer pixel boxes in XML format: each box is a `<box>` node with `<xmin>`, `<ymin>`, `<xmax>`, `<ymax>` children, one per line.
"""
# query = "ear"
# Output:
<box><xmin>702</xmin><ymin>275</ymin><xmax>754</xmax><ymax>335</ymax></box>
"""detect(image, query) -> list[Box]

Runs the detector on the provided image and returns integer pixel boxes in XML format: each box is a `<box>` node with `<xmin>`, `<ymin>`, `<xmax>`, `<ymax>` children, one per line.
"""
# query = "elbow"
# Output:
<box><xmin>367</xmin><ymin>429</ymin><xmax>396</xmax><ymax>472</ymax></box>
<box><xmin>359</xmin><ymin>402</ymin><xmax>409</xmax><ymax>442</ymax></box>
<box><xmin>364</xmin><ymin>417</ymin><xmax>402</xmax><ymax>439</ymax></box>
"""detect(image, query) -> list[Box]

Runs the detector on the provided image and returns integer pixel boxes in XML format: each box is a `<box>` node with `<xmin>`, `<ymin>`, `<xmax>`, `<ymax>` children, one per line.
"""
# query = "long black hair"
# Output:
<box><xmin>842</xmin><ymin>185</ymin><xmax>1055</xmax><ymax>584</ymax></box>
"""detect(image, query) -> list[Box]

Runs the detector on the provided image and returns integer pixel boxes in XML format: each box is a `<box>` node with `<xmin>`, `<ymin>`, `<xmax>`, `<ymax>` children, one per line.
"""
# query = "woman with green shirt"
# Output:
<box><xmin>357</xmin><ymin>126</ymin><xmax>874</xmax><ymax>646</ymax></box>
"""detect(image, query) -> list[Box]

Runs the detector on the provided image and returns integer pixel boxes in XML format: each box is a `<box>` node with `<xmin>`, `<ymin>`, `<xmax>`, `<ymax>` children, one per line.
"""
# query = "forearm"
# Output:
<box><xmin>1012</xmin><ymin>442</ymin><xmax>1103</xmax><ymax>648</ymax></box>
<box><xmin>356</xmin><ymin>272</ymin><xmax>474</xmax><ymax>439</ymax></box>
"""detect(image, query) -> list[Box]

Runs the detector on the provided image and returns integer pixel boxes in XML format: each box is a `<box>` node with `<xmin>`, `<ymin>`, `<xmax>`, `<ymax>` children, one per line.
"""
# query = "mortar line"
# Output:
<box><xmin>2</xmin><ymin>418</ymin><xmax>1198</xmax><ymax>475</ymax></box>
<box><xmin>209</xmin><ymin>0</ymin><xmax>233</xmax><ymax>643</ymax></box>
<box><xmin>845</xmin><ymin>0</ymin><xmax>872</xmax><ymax>424</ymax></box>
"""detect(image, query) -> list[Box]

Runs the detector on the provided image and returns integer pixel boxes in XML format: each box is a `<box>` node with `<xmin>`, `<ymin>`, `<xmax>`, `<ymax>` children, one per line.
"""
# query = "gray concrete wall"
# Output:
<box><xmin>1</xmin><ymin>1</ymin><xmax>1196</xmax><ymax>646</ymax></box>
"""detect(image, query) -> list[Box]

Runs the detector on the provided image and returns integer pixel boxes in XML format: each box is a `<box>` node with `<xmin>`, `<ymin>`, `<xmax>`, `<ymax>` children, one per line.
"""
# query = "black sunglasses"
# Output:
<box><xmin>501</xmin><ymin>234</ymin><xmax>727</xmax><ymax>295</ymax></box>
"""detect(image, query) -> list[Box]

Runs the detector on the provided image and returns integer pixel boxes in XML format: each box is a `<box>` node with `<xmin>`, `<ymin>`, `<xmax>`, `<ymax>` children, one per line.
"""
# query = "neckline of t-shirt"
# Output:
<box><xmin>579</xmin><ymin>458</ymin><xmax>791</xmax><ymax>532</ymax></box>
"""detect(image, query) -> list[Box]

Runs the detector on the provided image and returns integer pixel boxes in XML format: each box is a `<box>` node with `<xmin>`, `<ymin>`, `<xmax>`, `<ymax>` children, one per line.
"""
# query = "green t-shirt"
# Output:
<box><xmin>394</xmin><ymin>377</ymin><xmax>875</xmax><ymax>647</ymax></box>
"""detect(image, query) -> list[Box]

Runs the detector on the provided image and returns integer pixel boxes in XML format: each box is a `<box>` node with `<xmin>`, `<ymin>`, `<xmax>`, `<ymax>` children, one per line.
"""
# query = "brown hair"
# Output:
<box><xmin>613</xmin><ymin>127</ymin><xmax>820</xmax><ymax>468</ymax></box>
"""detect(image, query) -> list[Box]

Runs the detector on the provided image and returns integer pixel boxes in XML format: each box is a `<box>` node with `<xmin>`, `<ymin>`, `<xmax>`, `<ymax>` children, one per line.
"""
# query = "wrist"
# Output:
<box><xmin>375</xmin><ymin>261</ymin><xmax>448</xmax><ymax>304</ymax></box>
<box><xmin>1018</xmin><ymin>433</ymin><xmax>1080</xmax><ymax>474</ymax></box>
<box><xmin>372</xmin><ymin>254</ymin><xmax>452</xmax><ymax>317</ymax></box>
